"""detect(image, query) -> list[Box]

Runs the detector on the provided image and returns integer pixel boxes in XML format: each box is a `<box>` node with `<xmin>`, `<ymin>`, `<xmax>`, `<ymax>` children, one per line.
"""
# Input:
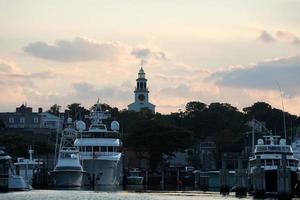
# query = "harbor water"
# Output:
<box><xmin>0</xmin><ymin>190</ymin><xmax>253</xmax><ymax>200</ymax></box>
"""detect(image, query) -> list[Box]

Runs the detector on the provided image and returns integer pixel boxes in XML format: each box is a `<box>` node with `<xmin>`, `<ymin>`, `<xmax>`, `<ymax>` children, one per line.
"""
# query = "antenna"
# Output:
<box><xmin>276</xmin><ymin>81</ymin><xmax>287</xmax><ymax>139</ymax></box>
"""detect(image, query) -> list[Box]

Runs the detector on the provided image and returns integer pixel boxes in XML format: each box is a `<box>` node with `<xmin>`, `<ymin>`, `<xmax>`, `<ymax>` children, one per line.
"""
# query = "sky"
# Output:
<box><xmin>0</xmin><ymin>0</ymin><xmax>300</xmax><ymax>115</ymax></box>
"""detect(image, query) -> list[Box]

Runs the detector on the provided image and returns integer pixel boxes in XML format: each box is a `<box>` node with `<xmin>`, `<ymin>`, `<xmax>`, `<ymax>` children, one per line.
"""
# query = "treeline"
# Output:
<box><xmin>1</xmin><ymin>101</ymin><xmax>299</xmax><ymax>169</ymax></box>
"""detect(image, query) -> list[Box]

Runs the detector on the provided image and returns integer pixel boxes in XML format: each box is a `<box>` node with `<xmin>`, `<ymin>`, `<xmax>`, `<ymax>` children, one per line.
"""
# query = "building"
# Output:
<box><xmin>40</xmin><ymin>112</ymin><xmax>63</xmax><ymax>133</ymax></box>
<box><xmin>0</xmin><ymin>104</ymin><xmax>63</xmax><ymax>133</ymax></box>
<box><xmin>128</xmin><ymin>67</ymin><xmax>155</xmax><ymax>113</ymax></box>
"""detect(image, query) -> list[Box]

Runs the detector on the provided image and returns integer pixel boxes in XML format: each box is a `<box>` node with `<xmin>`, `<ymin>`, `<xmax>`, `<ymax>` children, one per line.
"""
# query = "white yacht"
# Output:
<box><xmin>14</xmin><ymin>147</ymin><xmax>43</xmax><ymax>187</ymax></box>
<box><xmin>249</xmin><ymin>135</ymin><xmax>299</xmax><ymax>193</ymax></box>
<box><xmin>74</xmin><ymin>100</ymin><xmax>122</xmax><ymax>187</ymax></box>
<box><xmin>50</xmin><ymin>118</ymin><xmax>84</xmax><ymax>187</ymax></box>
<box><xmin>292</xmin><ymin>137</ymin><xmax>300</xmax><ymax>161</ymax></box>
<box><xmin>0</xmin><ymin>149</ymin><xmax>30</xmax><ymax>191</ymax></box>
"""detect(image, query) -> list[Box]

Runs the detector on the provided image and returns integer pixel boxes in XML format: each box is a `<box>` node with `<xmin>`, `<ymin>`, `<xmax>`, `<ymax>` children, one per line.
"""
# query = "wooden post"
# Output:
<box><xmin>145</xmin><ymin>170</ymin><xmax>148</xmax><ymax>185</ymax></box>
<box><xmin>220</xmin><ymin>160</ymin><xmax>230</xmax><ymax>195</ymax></box>
<box><xmin>160</xmin><ymin>170</ymin><xmax>164</xmax><ymax>188</ymax></box>
<box><xmin>253</xmin><ymin>156</ymin><xmax>265</xmax><ymax>198</ymax></box>
<box><xmin>235</xmin><ymin>159</ymin><xmax>247</xmax><ymax>197</ymax></box>
<box><xmin>277</xmin><ymin>154</ymin><xmax>292</xmax><ymax>200</ymax></box>
<box><xmin>199</xmin><ymin>176</ymin><xmax>209</xmax><ymax>191</ymax></box>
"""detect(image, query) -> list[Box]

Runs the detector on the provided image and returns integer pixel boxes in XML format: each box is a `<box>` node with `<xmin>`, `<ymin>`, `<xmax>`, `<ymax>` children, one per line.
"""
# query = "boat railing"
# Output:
<box><xmin>80</xmin><ymin>151</ymin><xmax>120</xmax><ymax>157</ymax></box>
<box><xmin>80</xmin><ymin>132</ymin><xmax>121</xmax><ymax>138</ymax></box>
<box><xmin>255</xmin><ymin>145</ymin><xmax>292</xmax><ymax>153</ymax></box>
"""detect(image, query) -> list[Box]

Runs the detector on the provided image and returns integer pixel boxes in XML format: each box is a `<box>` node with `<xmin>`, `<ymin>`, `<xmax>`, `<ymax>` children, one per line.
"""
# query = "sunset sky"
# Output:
<box><xmin>0</xmin><ymin>0</ymin><xmax>300</xmax><ymax>114</ymax></box>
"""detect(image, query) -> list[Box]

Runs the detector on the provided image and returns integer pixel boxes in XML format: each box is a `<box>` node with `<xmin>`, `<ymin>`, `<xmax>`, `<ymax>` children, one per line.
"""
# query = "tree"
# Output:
<box><xmin>0</xmin><ymin>119</ymin><xmax>5</xmax><ymax>129</ymax></box>
<box><xmin>48</xmin><ymin>104</ymin><xmax>61</xmax><ymax>116</ymax></box>
<box><xmin>243</xmin><ymin>102</ymin><xmax>298</xmax><ymax>136</ymax></box>
<box><xmin>125</xmin><ymin>119</ymin><xmax>194</xmax><ymax>171</ymax></box>
<box><xmin>67</xmin><ymin>103</ymin><xmax>89</xmax><ymax>120</ymax></box>
<box><xmin>185</xmin><ymin>101</ymin><xmax>207</xmax><ymax>115</ymax></box>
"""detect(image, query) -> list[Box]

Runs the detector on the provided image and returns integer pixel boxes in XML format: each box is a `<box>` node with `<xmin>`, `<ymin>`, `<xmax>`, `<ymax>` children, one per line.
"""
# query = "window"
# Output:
<box><xmin>86</xmin><ymin>146</ymin><xmax>92</xmax><ymax>152</ymax></box>
<box><xmin>20</xmin><ymin>117</ymin><xmax>25</xmax><ymax>123</ymax></box>
<box><xmin>108</xmin><ymin>146</ymin><xmax>113</xmax><ymax>152</ymax></box>
<box><xmin>93</xmin><ymin>146</ymin><xmax>99</xmax><ymax>152</ymax></box>
<box><xmin>274</xmin><ymin>160</ymin><xmax>280</xmax><ymax>165</ymax></box>
<box><xmin>266</xmin><ymin>159</ymin><xmax>273</xmax><ymax>166</ymax></box>
<box><xmin>34</xmin><ymin>117</ymin><xmax>39</xmax><ymax>123</ymax></box>
<box><xmin>9</xmin><ymin>117</ymin><xmax>14</xmax><ymax>123</ymax></box>
<box><xmin>101</xmin><ymin>146</ymin><xmax>107</xmax><ymax>152</ymax></box>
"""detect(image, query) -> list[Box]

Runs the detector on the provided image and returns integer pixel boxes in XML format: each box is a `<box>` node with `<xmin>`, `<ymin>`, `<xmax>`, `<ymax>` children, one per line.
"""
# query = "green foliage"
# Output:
<box><xmin>243</xmin><ymin>102</ymin><xmax>298</xmax><ymax>136</ymax></box>
<box><xmin>0</xmin><ymin>119</ymin><xmax>5</xmax><ymax>128</ymax></box>
<box><xmin>2</xmin><ymin>100</ymin><xmax>299</xmax><ymax>170</ymax></box>
<box><xmin>185</xmin><ymin>101</ymin><xmax>207</xmax><ymax>115</ymax></box>
<box><xmin>125</xmin><ymin>119</ymin><xmax>194</xmax><ymax>171</ymax></box>
<box><xmin>48</xmin><ymin>104</ymin><xmax>61</xmax><ymax>116</ymax></box>
<box><xmin>67</xmin><ymin>103</ymin><xmax>90</xmax><ymax>120</ymax></box>
<box><xmin>0</xmin><ymin>132</ymin><xmax>55</xmax><ymax>158</ymax></box>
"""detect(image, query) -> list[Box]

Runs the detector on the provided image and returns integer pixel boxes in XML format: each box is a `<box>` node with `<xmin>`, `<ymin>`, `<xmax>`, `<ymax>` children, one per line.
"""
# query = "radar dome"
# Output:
<box><xmin>257</xmin><ymin>139</ymin><xmax>264</xmax><ymax>145</ymax></box>
<box><xmin>280</xmin><ymin>139</ymin><xmax>286</xmax><ymax>145</ymax></box>
<box><xmin>67</xmin><ymin>117</ymin><xmax>72</xmax><ymax>123</ymax></box>
<box><xmin>76</xmin><ymin>120</ymin><xmax>86</xmax><ymax>131</ymax></box>
<box><xmin>111</xmin><ymin>120</ymin><xmax>120</xmax><ymax>131</ymax></box>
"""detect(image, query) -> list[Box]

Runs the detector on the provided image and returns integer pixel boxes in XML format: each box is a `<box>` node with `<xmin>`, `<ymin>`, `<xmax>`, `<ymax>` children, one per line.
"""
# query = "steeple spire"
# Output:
<box><xmin>138</xmin><ymin>60</ymin><xmax>145</xmax><ymax>79</ymax></box>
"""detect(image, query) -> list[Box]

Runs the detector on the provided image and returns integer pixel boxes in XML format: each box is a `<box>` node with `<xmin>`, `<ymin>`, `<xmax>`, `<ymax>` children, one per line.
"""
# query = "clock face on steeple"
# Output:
<box><xmin>138</xmin><ymin>94</ymin><xmax>145</xmax><ymax>101</ymax></box>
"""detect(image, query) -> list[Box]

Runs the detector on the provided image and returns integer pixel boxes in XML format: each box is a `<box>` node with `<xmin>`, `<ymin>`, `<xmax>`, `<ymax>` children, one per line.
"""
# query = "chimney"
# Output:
<box><xmin>38</xmin><ymin>107</ymin><xmax>43</xmax><ymax>113</ymax></box>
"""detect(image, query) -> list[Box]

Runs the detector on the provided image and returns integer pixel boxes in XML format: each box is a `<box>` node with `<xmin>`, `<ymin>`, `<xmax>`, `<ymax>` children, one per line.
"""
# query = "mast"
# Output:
<box><xmin>276</xmin><ymin>81</ymin><xmax>287</xmax><ymax>139</ymax></box>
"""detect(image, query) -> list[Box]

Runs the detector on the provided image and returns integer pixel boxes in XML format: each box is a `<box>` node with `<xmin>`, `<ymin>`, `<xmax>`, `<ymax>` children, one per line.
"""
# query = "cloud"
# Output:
<box><xmin>160</xmin><ymin>84</ymin><xmax>193</xmax><ymax>97</ymax></box>
<box><xmin>0</xmin><ymin>59</ymin><xmax>54</xmax><ymax>88</ymax></box>
<box><xmin>23</xmin><ymin>37</ymin><xmax>130</xmax><ymax>62</ymax></box>
<box><xmin>276</xmin><ymin>31</ymin><xmax>300</xmax><ymax>45</ymax></box>
<box><xmin>72</xmin><ymin>82</ymin><xmax>131</xmax><ymax>102</ymax></box>
<box><xmin>257</xmin><ymin>30</ymin><xmax>275</xmax><ymax>43</ymax></box>
<box><xmin>209</xmin><ymin>55</ymin><xmax>300</xmax><ymax>97</ymax></box>
<box><xmin>0</xmin><ymin>63</ymin><xmax>12</xmax><ymax>73</ymax></box>
<box><xmin>131</xmin><ymin>47</ymin><xmax>168</xmax><ymax>60</ymax></box>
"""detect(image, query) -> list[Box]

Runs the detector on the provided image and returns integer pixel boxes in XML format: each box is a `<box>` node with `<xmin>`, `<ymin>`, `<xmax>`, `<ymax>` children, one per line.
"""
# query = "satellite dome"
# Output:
<box><xmin>257</xmin><ymin>139</ymin><xmax>264</xmax><ymax>145</ymax></box>
<box><xmin>67</xmin><ymin>117</ymin><xmax>72</xmax><ymax>123</ymax></box>
<box><xmin>76</xmin><ymin>120</ymin><xmax>86</xmax><ymax>131</ymax></box>
<box><xmin>280</xmin><ymin>139</ymin><xmax>286</xmax><ymax>146</ymax></box>
<box><xmin>111</xmin><ymin>120</ymin><xmax>120</xmax><ymax>131</ymax></box>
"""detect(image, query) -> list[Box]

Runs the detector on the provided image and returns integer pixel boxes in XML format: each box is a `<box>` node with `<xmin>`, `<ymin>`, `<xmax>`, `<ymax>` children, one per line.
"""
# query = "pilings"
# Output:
<box><xmin>219</xmin><ymin>160</ymin><xmax>230</xmax><ymax>195</ymax></box>
<box><xmin>252</xmin><ymin>156</ymin><xmax>265</xmax><ymax>198</ymax></box>
<box><xmin>235</xmin><ymin>159</ymin><xmax>247</xmax><ymax>197</ymax></box>
<box><xmin>277</xmin><ymin>154</ymin><xmax>292</xmax><ymax>200</ymax></box>
<box><xmin>199</xmin><ymin>176</ymin><xmax>209</xmax><ymax>191</ymax></box>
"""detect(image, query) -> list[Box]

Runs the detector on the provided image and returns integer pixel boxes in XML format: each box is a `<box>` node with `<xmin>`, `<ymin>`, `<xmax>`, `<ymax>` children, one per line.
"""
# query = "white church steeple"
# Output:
<box><xmin>128</xmin><ymin>62</ymin><xmax>155</xmax><ymax>113</ymax></box>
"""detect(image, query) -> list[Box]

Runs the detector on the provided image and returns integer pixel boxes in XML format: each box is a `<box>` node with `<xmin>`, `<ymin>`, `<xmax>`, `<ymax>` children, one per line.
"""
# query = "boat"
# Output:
<box><xmin>0</xmin><ymin>148</ymin><xmax>30</xmax><ymax>191</ymax></box>
<box><xmin>74</xmin><ymin>99</ymin><xmax>122</xmax><ymax>187</ymax></box>
<box><xmin>292</xmin><ymin>136</ymin><xmax>300</xmax><ymax>161</ymax></box>
<box><xmin>50</xmin><ymin>118</ymin><xmax>84</xmax><ymax>187</ymax></box>
<box><xmin>14</xmin><ymin>147</ymin><xmax>43</xmax><ymax>187</ymax></box>
<box><xmin>249</xmin><ymin>135</ymin><xmax>300</xmax><ymax>193</ymax></box>
<box><xmin>126</xmin><ymin>168</ymin><xmax>144</xmax><ymax>185</ymax></box>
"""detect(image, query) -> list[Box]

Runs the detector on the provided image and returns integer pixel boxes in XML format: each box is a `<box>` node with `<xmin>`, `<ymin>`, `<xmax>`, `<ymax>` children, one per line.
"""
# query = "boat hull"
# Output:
<box><xmin>126</xmin><ymin>177</ymin><xmax>144</xmax><ymax>185</ymax></box>
<box><xmin>265</xmin><ymin>170</ymin><xmax>298</xmax><ymax>193</ymax></box>
<box><xmin>82</xmin><ymin>159</ymin><xmax>122</xmax><ymax>186</ymax></box>
<box><xmin>51</xmin><ymin>171</ymin><xmax>83</xmax><ymax>187</ymax></box>
<box><xmin>8</xmin><ymin>176</ymin><xmax>30</xmax><ymax>191</ymax></box>
<box><xmin>251</xmin><ymin>170</ymin><xmax>299</xmax><ymax>194</ymax></box>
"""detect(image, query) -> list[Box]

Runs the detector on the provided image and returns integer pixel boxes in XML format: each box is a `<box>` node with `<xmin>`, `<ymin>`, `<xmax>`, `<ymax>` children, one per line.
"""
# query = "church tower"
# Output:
<box><xmin>128</xmin><ymin>65</ymin><xmax>155</xmax><ymax>113</ymax></box>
